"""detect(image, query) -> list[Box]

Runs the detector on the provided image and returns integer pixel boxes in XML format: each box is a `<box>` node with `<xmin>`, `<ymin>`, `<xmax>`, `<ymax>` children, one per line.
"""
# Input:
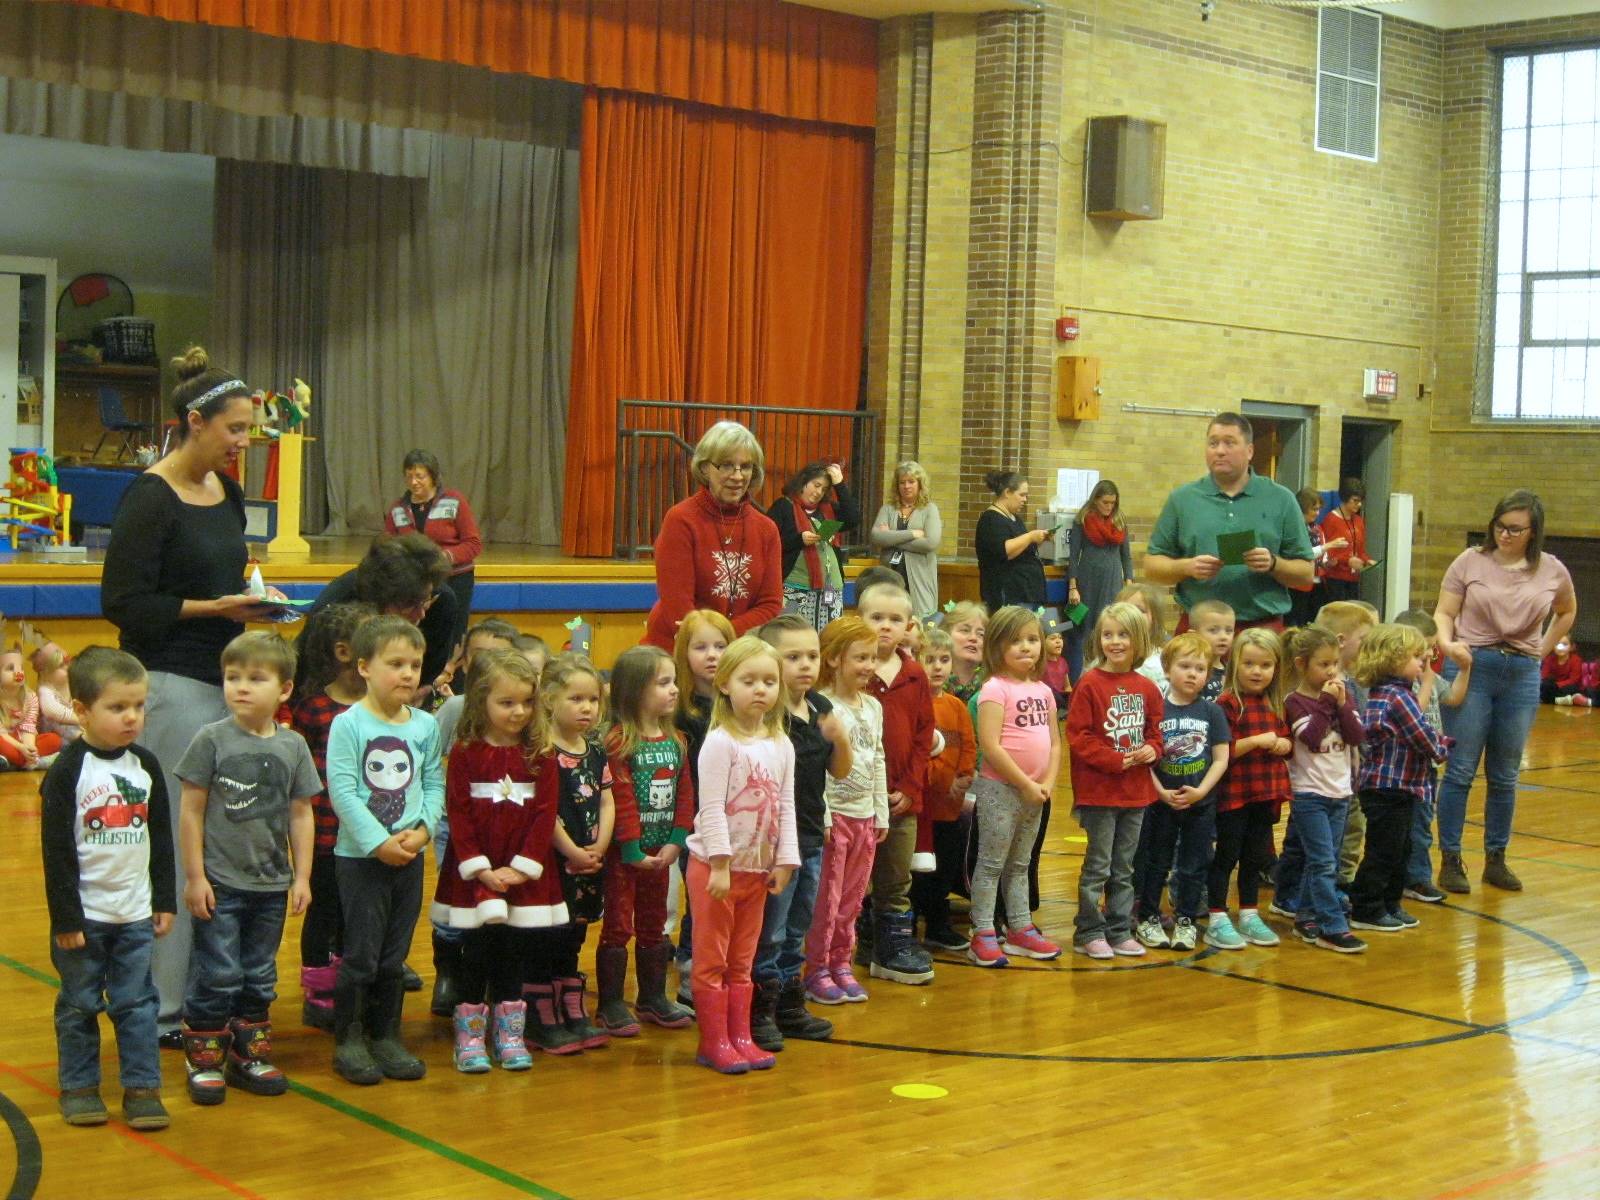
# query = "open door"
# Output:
<box><xmin>1341</xmin><ymin>418</ymin><xmax>1396</xmax><ymax>614</ymax></box>
<box><xmin>1242</xmin><ymin>401</ymin><xmax>1313</xmax><ymax>493</ymax></box>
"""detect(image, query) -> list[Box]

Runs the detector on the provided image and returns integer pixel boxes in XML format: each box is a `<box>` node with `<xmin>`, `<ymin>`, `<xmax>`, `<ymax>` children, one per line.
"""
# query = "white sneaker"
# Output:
<box><xmin>1170</xmin><ymin>917</ymin><xmax>1198</xmax><ymax>951</ymax></box>
<box><xmin>1135</xmin><ymin>915</ymin><xmax>1170</xmax><ymax>949</ymax></box>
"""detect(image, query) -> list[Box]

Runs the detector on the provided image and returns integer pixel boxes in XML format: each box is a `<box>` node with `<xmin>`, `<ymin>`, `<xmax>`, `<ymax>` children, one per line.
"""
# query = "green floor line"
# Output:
<box><xmin>285</xmin><ymin>1081</ymin><xmax>572</xmax><ymax>1200</ymax></box>
<box><xmin>0</xmin><ymin>951</ymin><xmax>572</xmax><ymax>1200</ymax></box>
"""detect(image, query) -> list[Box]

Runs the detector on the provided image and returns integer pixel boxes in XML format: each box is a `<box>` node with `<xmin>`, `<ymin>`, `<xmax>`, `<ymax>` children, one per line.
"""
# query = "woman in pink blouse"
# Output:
<box><xmin>1432</xmin><ymin>491</ymin><xmax>1577</xmax><ymax>896</ymax></box>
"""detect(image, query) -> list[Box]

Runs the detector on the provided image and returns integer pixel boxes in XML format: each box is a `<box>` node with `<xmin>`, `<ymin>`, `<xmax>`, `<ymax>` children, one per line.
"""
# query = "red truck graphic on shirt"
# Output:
<box><xmin>83</xmin><ymin>775</ymin><xmax>149</xmax><ymax>831</ymax></box>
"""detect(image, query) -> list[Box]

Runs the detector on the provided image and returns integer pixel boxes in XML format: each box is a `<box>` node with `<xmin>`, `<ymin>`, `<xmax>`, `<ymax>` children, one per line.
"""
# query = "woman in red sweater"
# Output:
<box><xmin>385</xmin><ymin>449</ymin><xmax>483</xmax><ymax>660</ymax></box>
<box><xmin>1319</xmin><ymin>478</ymin><xmax>1375</xmax><ymax>604</ymax></box>
<box><xmin>644</xmin><ymin>423</ymin><xmax>784</xmax><ymax>651</ymax></box>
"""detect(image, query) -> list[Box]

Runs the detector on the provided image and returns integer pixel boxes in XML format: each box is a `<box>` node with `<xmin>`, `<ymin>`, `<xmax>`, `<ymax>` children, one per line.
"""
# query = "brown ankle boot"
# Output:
<box><xmin>1438</xmin><ymin>851</ymin><xmax>1470</xmax><ymax>895</ymax></box>
<box><xmin>1482</xmin><ymin>850</ymin><xmax>1523</xmax><ymax>892</ymax></box>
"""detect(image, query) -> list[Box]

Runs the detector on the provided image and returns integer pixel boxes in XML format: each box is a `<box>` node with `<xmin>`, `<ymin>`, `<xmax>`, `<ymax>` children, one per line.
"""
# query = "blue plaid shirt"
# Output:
<box><xmin>1356</xmin><ymin>678</ymin><xmax>1452</xmax><ymax>801</ymax></box>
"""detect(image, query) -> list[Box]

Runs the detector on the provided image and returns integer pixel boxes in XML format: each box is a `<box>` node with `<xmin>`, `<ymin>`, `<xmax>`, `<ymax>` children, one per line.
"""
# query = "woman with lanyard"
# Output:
<box><xmin>102</xmin><ymin>346</ymin><xmax>283</xmax><ymax>1047</ymax></box>
<box><xmin>870</xmin><ymin>461</ymin><xmax>943</xmax><ymax>619</ymax></box>
<box><xmin>643</xmin><ymin>422</ymin><xmax>783</xmax><ymax>651</ymax></box>
<box><xmin>768</xmin><ymin>461</ymin><xmax>859</xmax><ymax>632</ymax></box>
<box><xmin>383</xmin><ymin>449</ymin><xmax>482</xmax><ymax>663</ymax></box>
<box><xmin>975</xmin><ymin>469</ymin><xmax>1050</xmax><ymax>614</ymax></box>
<box><xmin>1433</xmin><ymin>490</ymin><xmax>1576</xmax><ymax>895</ymax></box>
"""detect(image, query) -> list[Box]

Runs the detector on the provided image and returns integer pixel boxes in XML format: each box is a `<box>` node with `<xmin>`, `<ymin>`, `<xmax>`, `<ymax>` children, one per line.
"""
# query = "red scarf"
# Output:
<box><xmin>1083</xmin><ymin>511</ymin><xmax>1126</xmax><ymax>546</ymax></box>
<box><xmin>792</xmin><ymin>498</ymin><xmax>838</xmax><ymax>589</ymax></box>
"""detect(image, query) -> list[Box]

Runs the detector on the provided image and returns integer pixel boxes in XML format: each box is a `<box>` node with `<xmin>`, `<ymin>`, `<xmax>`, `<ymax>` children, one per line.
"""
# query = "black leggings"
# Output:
<box><xmin>1208</xmin><ymin>805</ymin><xmax>1276</xmax><ymax>911</ymax></box>
<box><xmin>527</xmin><ymin>923</ymin><xmax>588</xmax><ymax>982</ymax></box>
<box><xmin>459</xmin><ymin>925</ymin><xmax>535</xmax><ymax>1004</ymax></box>
<box><xmin>911</xmin><ymin>816</ymin><xmax>973</xmax><ymax>928</ymax></box>
<box><xmin>301</xmin><ymin>854</ymin><xmax>343</xmax><ymax>967</ymax></box>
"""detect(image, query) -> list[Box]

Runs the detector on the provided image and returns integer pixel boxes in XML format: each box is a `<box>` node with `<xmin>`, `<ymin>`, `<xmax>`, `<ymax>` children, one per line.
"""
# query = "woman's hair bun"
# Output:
<box><xmin>172</xmin><ymin>344</ymin><xmax>211</xmax><ymax>382</ymax></box>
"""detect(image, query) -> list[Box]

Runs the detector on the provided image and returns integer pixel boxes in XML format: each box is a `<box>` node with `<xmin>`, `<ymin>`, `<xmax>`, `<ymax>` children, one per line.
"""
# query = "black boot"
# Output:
<box><xmin>774</xmin><ymin>977</ymin><xmax>833</xmax><ymax>1041</ymax></box>
<box><xmin>331</xmin><ymin>978</ymin><xmax>381</xmax><ymax>1086</ymax></box>
<box><xmin>750</xmin><ymin>979</ymin><xmax>784</xmax><ymax>1052</ymax></box>
<box><xmin>634</xmin><ymin>943</ymin><xmax>694</xmax><ymax>1028</ymax></box>
<box><xmin>364</xmin><ymin>977</ymin><xmax>426</xmax><ymax>1081</ymax></box>
<box><xmin>870</xmin><ymin>910</ymin><xmax>934</xmax><ymax>985</ymax></box>
<box><xmin>853</xmin><ymin>907</ymin><xmax>874</xmax><ymax>967</ymax></box>
<box><xmin>595</xmin><ymin>946</ymin><xmax>640</xmax><ymax>1036</ymax></box>
<box><xmin>429</xmin><ymin>931</ymin><xmax>464</xmax><ymax>1017</ymax></box>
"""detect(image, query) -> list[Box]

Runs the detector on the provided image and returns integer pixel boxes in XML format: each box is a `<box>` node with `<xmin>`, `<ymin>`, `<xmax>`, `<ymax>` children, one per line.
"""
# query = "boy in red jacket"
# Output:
<box><xmin>856</xmin><ymin>581</ymin><xmax>936</xmax><ymax>985</ymax></box>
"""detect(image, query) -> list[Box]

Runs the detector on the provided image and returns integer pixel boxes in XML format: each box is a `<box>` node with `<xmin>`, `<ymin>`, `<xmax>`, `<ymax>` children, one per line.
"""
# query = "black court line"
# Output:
<box><xmin>1465</xmin><ymin>818</ymin><xmax>1600</xmax><ymax>851</ymax></box>
<box><xmin>1520</xmin><ymin>758</ymin><xmax>1600</xmax><ymax>774</ymax></box>
<box><xmin>828</xmin><ymin>901</ymin><xmax>1592</xmax><ymax>1065</ymax></box>
<box><xmin>0</xmin><ymin>1087</ymin><xmax>40</xmax><ymax>1200</ymax></box>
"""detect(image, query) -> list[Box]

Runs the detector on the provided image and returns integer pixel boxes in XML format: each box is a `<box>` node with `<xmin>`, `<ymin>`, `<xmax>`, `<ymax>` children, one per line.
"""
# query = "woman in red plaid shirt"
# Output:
<box><xmin>1206</xmin><ymin>627</ymin><xmax>1292</xmax><ymax>951</ymax></box>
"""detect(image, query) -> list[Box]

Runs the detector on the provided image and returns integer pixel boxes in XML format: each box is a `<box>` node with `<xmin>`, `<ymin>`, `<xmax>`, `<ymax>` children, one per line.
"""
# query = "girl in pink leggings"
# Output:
<box><xmin>685</xmin><ymin>637</ymin><xmax>797</xmax><ymax>1075</ymax></box>
<box><xmin>804</xmin><ymin>617</ymin><xmax>888</xmax><ymax>1007</ymax></box>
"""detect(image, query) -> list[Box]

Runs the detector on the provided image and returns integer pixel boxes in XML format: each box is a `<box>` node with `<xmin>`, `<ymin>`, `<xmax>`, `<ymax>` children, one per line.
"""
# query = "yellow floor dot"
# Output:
<box><xmin>891</xmin><ymin>1083</ymin><xmax>949</xmax><ymax>1101</ymax></box>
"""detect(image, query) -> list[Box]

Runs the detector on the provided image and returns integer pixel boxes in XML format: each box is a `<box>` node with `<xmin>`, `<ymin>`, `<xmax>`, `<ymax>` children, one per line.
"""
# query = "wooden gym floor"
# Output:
<box><xmin>0</xmin><ymin>708</ymin><xmax>1597</xmax><ymax>1199</ymax></box>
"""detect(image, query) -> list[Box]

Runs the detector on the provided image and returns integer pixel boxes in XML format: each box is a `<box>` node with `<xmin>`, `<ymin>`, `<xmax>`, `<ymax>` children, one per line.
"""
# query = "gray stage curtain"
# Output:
<box><xmin>317</xmin><ymin>126</ymin><xmax>578</xmax><ymax>547</ymax></box>
<box><xmin>0</xmin><ymin>74</ymin><xmax>431</xmax><ymax>177</ymax></box>
<box><xmin>212</xmin><ymin>160</ymin><xmax>331</xmax><ymax>533</ymax></box>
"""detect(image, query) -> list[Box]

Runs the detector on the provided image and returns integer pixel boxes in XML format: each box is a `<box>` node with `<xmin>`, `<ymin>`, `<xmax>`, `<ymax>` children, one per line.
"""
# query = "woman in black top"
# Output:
<box><xmin>102</xmin><ymin>345</ymin><xmax>280</xmax><ymax>1041</ymax></box>
<box><xmin>974</xmin><ymin>469</ymin><xmax>1050</xmax><ymax>613</ymax></box>
<box><xmin>767</xmin><ymin>461</ymin><xmax>859</xmax><ymax>632</ymax></box>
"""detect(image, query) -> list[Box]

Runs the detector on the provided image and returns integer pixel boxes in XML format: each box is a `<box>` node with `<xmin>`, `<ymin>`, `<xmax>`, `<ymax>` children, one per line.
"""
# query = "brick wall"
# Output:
<box><xmin>867</xmin><ymin>2</ymin><xmax>1599</xmax><ymax>613</ymax></box>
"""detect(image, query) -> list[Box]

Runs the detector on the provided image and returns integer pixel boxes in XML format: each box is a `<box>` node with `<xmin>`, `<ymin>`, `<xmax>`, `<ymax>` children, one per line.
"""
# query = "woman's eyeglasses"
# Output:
<box><xmin>1493</xmin><ymin>521</ymin><xmax>1531</xmax><ymax>537</ymax></box>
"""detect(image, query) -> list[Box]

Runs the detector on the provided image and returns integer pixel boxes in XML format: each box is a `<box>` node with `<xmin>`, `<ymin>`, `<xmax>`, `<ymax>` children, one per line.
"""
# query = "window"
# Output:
<box><xmin>1493</xmin><ymin>47</ymin><xmax>1600</xmax><ymax>420</ymax></box>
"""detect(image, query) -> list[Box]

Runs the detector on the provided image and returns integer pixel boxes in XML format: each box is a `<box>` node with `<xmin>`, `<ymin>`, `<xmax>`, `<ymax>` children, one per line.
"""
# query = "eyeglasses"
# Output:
<box><xmin>1493</xmin><ymin>521</ymin><xmax>1531</xmax><ymax>537</ymax></box>
<box><xmin>711</xmin><ymin>462</ymin><xmax>754</xmax><ymax>477</ymax></box>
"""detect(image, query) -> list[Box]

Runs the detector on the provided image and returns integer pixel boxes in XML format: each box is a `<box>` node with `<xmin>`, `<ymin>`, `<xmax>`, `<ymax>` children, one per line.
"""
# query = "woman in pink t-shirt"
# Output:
<box><xmin>1432</xmin><ymin>491</ymin><xmax>1577</xmax><ymax>895</ymax></box>
<box><xmin>967</xmin><ymin>607</ymin><xmax>1063</xmax><ymax>968</ymax></box>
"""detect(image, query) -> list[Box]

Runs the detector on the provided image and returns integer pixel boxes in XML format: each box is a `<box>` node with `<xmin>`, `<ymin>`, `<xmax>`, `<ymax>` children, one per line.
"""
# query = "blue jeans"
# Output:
<box><xmin>51</xmin><ymin>918</ymin><xmax>160</xmax><ymax>1092</ymax></box>
<box><xmin>1289</xmin><ymin>792</ymin><xmax>1350</xmax><ymax>934</ymax></box>
<box><xmin>1406</xmin><ymin>774</ymin><xmax>1438</xmax><ymax>884</ymax></box>
<box><xmin>1135</xmin><ymin>799</ymin><xmax>1215</xmax><ymax>921</ymax></box>
<box><xmin>754</xmin><ymin>843</ymin><xmax>823</xmax><ymax>985</ymax></box>
<box><xmin>1437</xmin><ymin>649</ymin><xmax>1540</xmax><ymax>854</ymax></box>
<box><xmin>184</xmin><ymin>885</ymin><xmax>286</xmax><ymax>1028</ymax></box>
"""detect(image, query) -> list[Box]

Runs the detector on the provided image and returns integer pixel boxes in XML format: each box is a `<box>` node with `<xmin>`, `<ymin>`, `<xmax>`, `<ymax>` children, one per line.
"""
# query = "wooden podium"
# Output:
<box><xmin>266</xmin><ymin>431</ymin><xmax>310</xmax><ymax>558</ymax></box>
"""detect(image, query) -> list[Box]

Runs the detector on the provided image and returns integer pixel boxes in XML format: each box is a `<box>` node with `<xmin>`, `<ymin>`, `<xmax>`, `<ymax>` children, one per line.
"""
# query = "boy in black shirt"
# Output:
<box><xmin>41</xmin><ymin>648</ymin><xmax>175</xmax><ymax>1130</ymax></box>
<box><xmin>750</xmin><ymin>616</ymin><xmax>852</xmax><ymax>1049</ymax></box>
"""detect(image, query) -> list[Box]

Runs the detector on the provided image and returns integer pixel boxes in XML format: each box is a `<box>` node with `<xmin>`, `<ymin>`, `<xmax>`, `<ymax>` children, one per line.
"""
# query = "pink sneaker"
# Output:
<box><xmin>1001</xmin><ymin>924</ymin><xmax>1062</xmax><ymax>961</ymax></box>
<box><xmin>1110</xmin><ymin>937</ymin><xmax>1147</xmax><ymax>957</ymax></box>
<box><xmin>833</xmin><ymin>968</ymin><xmax>869</xmax><ymax>1003</ymax></box>
<box><xmin>966</xmin><ymin>930</ymin><xmax>1010</xmax><ymax>968</ymax></box>
<box><xmin>805</xmin><ymin>969</ymin><xmax>846</xmax><ymax>1006</ymax></box>
<box><xmin>1073</xmin><ymin>938</ymin><xmax>1114</xmax><ymax>960</ymax></box>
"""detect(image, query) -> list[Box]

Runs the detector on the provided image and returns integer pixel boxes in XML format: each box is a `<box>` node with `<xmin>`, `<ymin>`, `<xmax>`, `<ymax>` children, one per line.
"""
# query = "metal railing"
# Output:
<box><xmin>613</xmin><ymin>399</ymin><xmax>883</xmax><ymax>560</ymax></box>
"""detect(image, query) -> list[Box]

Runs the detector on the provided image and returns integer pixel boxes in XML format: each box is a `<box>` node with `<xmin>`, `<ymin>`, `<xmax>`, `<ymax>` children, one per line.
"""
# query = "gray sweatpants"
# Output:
<box><xmin>143</xmin><ymin>671</ymin><xmax>229</xmax><ymax>1033</ymax></box>
<box><xmin>970</xmin><ymin>777</ymin><xmax>1045</xmax><ymax>932</ymax></box>
<box><xmin>1073</xmin><ymin>805</ymin><xmax>1146</xmax><ymax>946</ymax></box>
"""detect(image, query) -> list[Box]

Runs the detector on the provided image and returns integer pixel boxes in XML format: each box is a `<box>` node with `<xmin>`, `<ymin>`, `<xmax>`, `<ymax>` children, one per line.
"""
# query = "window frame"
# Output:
<box><xmin>1488</xmin><ymin>43</ymin><xmax>1600</xmax><ymax>423</ymax></box>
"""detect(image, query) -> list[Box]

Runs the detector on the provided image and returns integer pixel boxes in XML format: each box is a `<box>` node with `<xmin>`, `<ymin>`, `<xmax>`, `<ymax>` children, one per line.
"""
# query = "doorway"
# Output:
<box><xmin>1241</xmin><ymin>401</ymin><xmax>1314</xmax><ymax>493</ymax></box>
<box><xmin>1340</xmin><ymin>418</ymin><xmax>1396</xmax><ymax>613</ymax></box>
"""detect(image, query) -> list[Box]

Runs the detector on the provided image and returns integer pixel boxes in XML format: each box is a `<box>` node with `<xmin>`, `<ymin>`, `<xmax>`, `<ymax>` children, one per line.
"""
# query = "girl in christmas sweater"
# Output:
<box><xmin>431</xmin><ymin>650</ymin><xmax>566</xmax><ymax>1072</ymax></box>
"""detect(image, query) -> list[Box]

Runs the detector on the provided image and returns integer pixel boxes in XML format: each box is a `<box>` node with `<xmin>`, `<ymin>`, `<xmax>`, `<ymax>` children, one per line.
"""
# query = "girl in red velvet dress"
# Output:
<box><xmin>430</xmin><ymin>650</ymin><xmax>566</xmax><ymax>1074</ymax></box>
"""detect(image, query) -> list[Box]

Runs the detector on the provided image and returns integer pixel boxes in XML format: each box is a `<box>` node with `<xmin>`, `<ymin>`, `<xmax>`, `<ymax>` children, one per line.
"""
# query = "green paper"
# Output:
<box><xmin>262</xmin><ymin>596</ymin><xmax>316</xmax><ymax>609</ymax></box>
<box><xmin>813</xmin><ymin>519</ymin><xmax>844</xmax><ymax>541</ymax></box>
<box><xmin>1065</xmin><ymin>602</ymin><xmax>1090</xmax><ymax>626</ymax></box>
<box><xmin>1216</xmin><ymin>529</ymin><xmax>1259</xmax><ymax>566</ymax></box>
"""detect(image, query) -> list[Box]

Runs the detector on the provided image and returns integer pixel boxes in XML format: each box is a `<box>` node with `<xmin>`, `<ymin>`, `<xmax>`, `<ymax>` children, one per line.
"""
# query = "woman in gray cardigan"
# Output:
<box><xmin>869</xmin><ymin>461</ymin><xmax>943</xmax><ymax>617</ymax></box>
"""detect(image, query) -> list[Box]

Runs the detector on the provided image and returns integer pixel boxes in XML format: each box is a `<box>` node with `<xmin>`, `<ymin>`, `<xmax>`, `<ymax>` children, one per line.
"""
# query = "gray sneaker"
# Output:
<box><xmin>1403</xmin><ymin>880</ymin><xmax>1446</xmax><ymax>903</ymax></box>
<box><xmin>58</xmin><ymin>1087</ymin><xmax>108</xmax><ymax>1127</ymax></box>
<box><xmin>1350</xmin><ymin>913</ymin><xmax>1405</xmax><ymax>933</ymax></box>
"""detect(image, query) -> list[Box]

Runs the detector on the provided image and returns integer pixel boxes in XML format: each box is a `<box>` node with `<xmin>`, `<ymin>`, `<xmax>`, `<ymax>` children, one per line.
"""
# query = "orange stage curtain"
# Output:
<box><xmin>67</xmin><ymin>0</ymin><xmax>878</xmax><ymax>128</ymax></box>
<box><xmin>561</xmin><ymin>89</ymin><xmax>872</xmax><ymax>557</ymax></box>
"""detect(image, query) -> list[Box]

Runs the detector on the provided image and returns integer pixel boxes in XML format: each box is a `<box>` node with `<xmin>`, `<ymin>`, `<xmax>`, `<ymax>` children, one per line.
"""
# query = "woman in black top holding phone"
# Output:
<box><xmin>974</xmin><ymin>469</ymin><xmax>1050</xmax><ymax>614</ymax></box>
<box><xmin>102</xmin><ymin>345</ymin><xmax>281</xmax><ymax>1044</ymax></box>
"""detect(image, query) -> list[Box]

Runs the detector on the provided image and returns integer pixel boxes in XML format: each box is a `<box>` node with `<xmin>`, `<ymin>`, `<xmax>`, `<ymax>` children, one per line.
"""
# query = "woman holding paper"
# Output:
<box><xmin>975</xmin><ymin>469</ymin><xmax>1049</xmax><ymax>614</ymax></box>
<box><xmin>769</xmin><ymin>460</ymin><xmax>860</xmax><ymax>631</ymax></box>
<box><xmin>1319</xmin><ymin>478</ymin><xmax>1374</xmax><ymax>603</ymax></box>
<box><xmin>101</xmin><ymin>344</ymin><xmax>281</xmax><ymax>1047</ymax></box>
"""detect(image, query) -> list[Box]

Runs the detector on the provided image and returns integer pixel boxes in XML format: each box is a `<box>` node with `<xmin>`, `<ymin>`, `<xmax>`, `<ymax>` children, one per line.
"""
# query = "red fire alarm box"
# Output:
<box><xmin>1055</xmin><ymin>314</ymin><xmax>1080</xmax><ymax>341</ymax></box>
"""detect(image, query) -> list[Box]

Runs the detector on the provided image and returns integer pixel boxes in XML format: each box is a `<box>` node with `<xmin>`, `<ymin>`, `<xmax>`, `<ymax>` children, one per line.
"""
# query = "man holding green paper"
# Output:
<box><xmin>1144</xmin><ymin>413</ymin><xmax>1314</xmax><ymax>631</ymax></box>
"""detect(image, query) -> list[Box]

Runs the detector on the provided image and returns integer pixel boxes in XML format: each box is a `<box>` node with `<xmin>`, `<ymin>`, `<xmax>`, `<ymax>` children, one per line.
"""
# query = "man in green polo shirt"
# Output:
<box><xmin>1145</xmin><ymin>412</ymin><xmax>1314</xmax><ymax>626</ymax></box>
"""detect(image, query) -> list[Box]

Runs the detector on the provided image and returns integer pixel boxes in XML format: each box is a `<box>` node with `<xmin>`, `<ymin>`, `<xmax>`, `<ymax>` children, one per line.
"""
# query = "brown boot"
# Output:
<box><xmin>1482</xmin><ymin>850</ymin><xmax>1523</xmax><ymax>892</ymax></box>
<box><xmin>1438</xmin><ymin>851</ymin><xmax>1470</xmax><ymax>895</ymax></box>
